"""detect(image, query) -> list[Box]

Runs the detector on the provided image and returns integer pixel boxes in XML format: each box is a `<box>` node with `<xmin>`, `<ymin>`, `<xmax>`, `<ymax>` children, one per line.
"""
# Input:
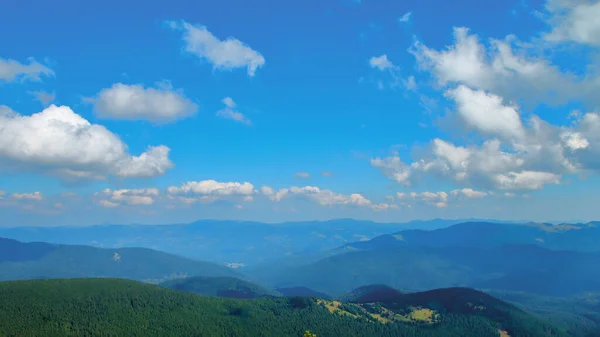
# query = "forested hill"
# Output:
<box><xmin>0</xmin><ymin>278</ymin><xmax>567</xmax><ymax>337</ymax></box>
<box><xmin>161</xmin><ymin>276</ymin><xmax>281</xmax><ymax>298</ymax></box>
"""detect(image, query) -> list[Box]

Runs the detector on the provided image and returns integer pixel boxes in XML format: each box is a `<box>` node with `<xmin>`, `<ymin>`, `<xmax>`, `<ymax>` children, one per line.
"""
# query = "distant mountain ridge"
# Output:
<box><xmin>248</xmin><ymin>243</ymin><xmax>600</xmax><ymax>297</ymax></box>
<box><xmin>0</xmin><ymin>237</ymin><xmax>239</xmax><ymax>282</ymax></box>
<box><xmin>340</xmin><ymin>221</ymin><xmax>600</xmax><ymax>252</ymax></box>
<box><xmin>0</xmin><ymin>218</ymin><xmax>514</xmax><ymax>264</ymax></box>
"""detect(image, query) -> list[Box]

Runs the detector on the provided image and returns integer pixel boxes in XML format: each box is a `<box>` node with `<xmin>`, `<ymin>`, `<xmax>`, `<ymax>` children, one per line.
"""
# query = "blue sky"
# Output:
<box><xmin>1</xmin><ymin>0</ymin><xmax>600</xmax><ymax>226</ymax></box>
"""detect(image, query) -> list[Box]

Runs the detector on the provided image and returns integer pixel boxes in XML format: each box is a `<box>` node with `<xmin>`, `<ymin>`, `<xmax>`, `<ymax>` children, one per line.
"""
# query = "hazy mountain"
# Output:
<box><xmin>276</xmin><ymin>287</ymin><xmax>331</xmax><ymax>299</ymax></box>
<box><xmin>0</xmin><ymin>278</ymin><xmax>568</xmax><ymax>337</ymax></box>
<box><xmin>0</xmin><ymin>237</ymin><xmax>239</xmax><ymax>283</ymax></box>
<box><xmin>248</xmin><ymin>244</ymin><xmax>600</xmax><ymax>297</ymax></box>
<box><xmin>0</xmin><ymin>218</ymin><xmax>507</xmax><ymax>264</ymax></box>
<box><xmin>161</xmin><ymin>276</ymin><xmax>281</xmax><ymax>299</ymax></box>
<box><xmin>340</xmin><ymin>221</ymin><xmax>600</xmax><ymax>252</ymax></box>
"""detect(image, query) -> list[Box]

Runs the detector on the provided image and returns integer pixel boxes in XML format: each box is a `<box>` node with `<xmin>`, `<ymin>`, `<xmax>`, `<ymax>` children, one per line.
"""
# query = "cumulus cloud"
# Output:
<box><xmin>11</xmin><ymin>192</ymin><xmax>43</xmax><ymax>201</ymax></box>
<box><xmin>97</xmin><ymin>188</ymin><xmax>159</xmax><ymax>207</ymax></box>
<box><xmin>410</xmin><ymin>26</ymin><xmax>600</xmax><ymax>107</ymax></box>
<box><xmin>369</xmin><ymin>55</ymin><xmax>395</xmax><ymax>71</ymax></box>
<box><xmin>216</xmin><ymin>97</ymin><xmax>252</xmax><ymax>125</ymax></box>
<box><xmin>372</xmin><ymin>85</ymin><xmax>600</xmax><ymax>191</ymax></box>
<box><xmin>321</xmin><ymin>171</ymin><xmax>335</xmax><ymax>177</ymax></box>
<box><xmin>450</xmin><ymin>188</ymin><xmax>488</xmax><ymax>198</ymax></box>
<box><xmin>446</xmin><ymin>85</ymin><xmax>525</xmax><ymax>141</ymax></box>
<box><xmin>99</xmin><ymin>200</ymin><xmax>119</xmax><ymax>208</ymax></box>
<box><xmin>543</xmin><ymin>0</ymin><xmax>600</xmax><ymax>46</ymax></box>
<box><xmin>397</xmin><ymin>191</ymin><xmax>449</xmax><ymax>208</ymax></box>
<box><xmin>167</xmin><ymin>20</ymin><xmax>265</xmax><ymax>77</ymax></box>
<box><xmin>262</xmin><ymin>185</ymin><xmax>374</xmax><ymax>208</ymax></box>
<box><xmin>92</xmin><ymin>82</ymin><xmax>198</xmax><ymax>123</ymax></box>
<box><xmin>373</xmin><ymin>137</ymin><xmax>562</xmax><ymax>191</ymax></box>
<box><xmin>396</xmin><ymin>188</ymin><xmax>488</xmax><ymax>208</ymax></box>
<box><xmin>168</xmin><ymin>180</ymin><xmax>254</xmax><ymax>204</ymax></box>
<box><xmin>0</xmin><ymin>57</ymin><xmax>54</xmax><ymax>82</ymax></box>
<box><xmin>371</xmin><ymin>203</ymin><xmax>400</xmax><ymax>211</ymax></box>
<box><xmin>0</xmin><ymin>105</ymin><xmax>173</xmax><ymax>182</ymax></box>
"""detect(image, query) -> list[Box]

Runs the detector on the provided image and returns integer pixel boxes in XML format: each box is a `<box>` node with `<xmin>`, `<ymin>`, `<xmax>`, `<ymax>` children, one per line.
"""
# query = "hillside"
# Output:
<box><xmin>161</xmin><ymin>276</ymin><xmax>280</xmax><ymax>298</ymax></box>
<box><xmin>487</xmin><ymin>290</ymin><xmax>600</xmax><ymax>337</ymax></box>
<box><xmin>0</xmin><ymin>238</ymin><xmax>238</xmax><ymax>283</ymax></box>
<box><xmin>247</xmin><ymin>245</ymin><xmax>600</xmax><ymax>297</ymax></box>
<box><xmin>340</xmin><ymin>284</ymin><xmax>404</xmax><ymax>303</ymax></box>
<box><xmin>277</xmin><ymin>287</ymin><xmax>332</xmax><ymax>299</ymax></box>
<box><xmin>0</xmin><ymin>278</ymin><xmax>566</xmax><ymax>337</ymax></box>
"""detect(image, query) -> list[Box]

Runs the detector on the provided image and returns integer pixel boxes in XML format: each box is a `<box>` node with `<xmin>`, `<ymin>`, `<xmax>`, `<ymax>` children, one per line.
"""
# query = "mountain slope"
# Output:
<box><xmin>248</xmin><ymin>245</ymin><xmax>600</xmax><ymax>297</ymax></box>
<box><xmin>161</xmin><ymin>276</ymin><xmax>280</xmax><ymax>298</ymax></box>
<box><xmin>342</xmin><ymin>221</ymin><xmax>600</xmax><ymax>252</ymax></box>
<box><xmin>277</xmin><ymin>287</ymin><xmax>332</xmax><ymax>299</ymax></box>
<box><xmin>0</xmin><ymin>238</ymin><xmax>238</xmax><ymax>283</ymax></box>
<box><xmin>0</xmin><ymin>278</ymin><xmax>566</xmax><ymax>337</ymax></box>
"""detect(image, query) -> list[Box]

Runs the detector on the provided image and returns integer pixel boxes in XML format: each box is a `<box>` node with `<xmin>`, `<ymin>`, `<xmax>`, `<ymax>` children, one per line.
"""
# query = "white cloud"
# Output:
<box><xmin>99</xmin><ymin>200</ymin><xmax>119</xmax><ymax>208</ymax></box>
<box><xmin>0</xmin><ymin>57</ymin><xmax>54</xmax><ymax>82</ymax></box>
<box><xmin>97</xmin><ymin>188</ymin><xmax>159</xmax><ymax>207</ymax></box>
<box><xmin>264</xmin><ymin>185</ymin><xmax>373</xmax><ymax>208</ymax></box>
<box><xmin>396</xmin><ymin>188</ymin><xmax>488</xmax><ymax>207</ymax></box>
<box><xmin>168</xmin><ymin>180</ymin><xmax>255</xmax><ymax>204</ymax></box>
<box><xmin>403</xmin><ymin>75</ymin><xmax>417</xmax><ymax>91</ymax></box>
<box><xmin>216</xmin><ymin>97</ymin><xmax>251</xmax><ymax>125</ymax></box>
<box><xmin>11</xmin><ymin>192</ymin><xmax>43</xmax><ymax>201</ymax></box>
<box><xmin>371</xmin><ymin>203</ymin><xmax>399</xmax><ymax>211</ymax></box>
<box><xmin>398</xmin><ymin>11</ymin><xmax>412</xmax><ymax>23</ymax></box>
<box><xmin>260</xmin><ymin>186</ymin><xmax>289</xmax><ymax>202</ymax></box>
<box><xmin>450</xmin><ymin>188</ymin><xmax>488</xmax><ymax>198</ymax></box>
<box><xmin>369</xmin><ymin>55</ymin><xmax>394</xmax><ymax>71</ymax></box>
<box><xmin>0</xmin><ymin>105</ymin><xmax>173</xmax><ymax>182</ymax></box>
<box><xmin>294</xmin><ymin>172</ymin><xmax>310</xmax><ymax>179</ymax></box>
<box><xmin>167</xmin><ymin>20</ymin><xmax>265</xmax><ymax>77</ymax></box>
<box><xmin>398</xmin><ymin>191</ymin><xmax>449</xmax><ymax>208</ymax></box>
<box><xmin>373</xmin><ymin>137</ymin><xmax>561</xmax><ymax>191</ymax></box>
<box><xmin>493</xmin><ymin>171</ymin><xmax>561</xmax><ymax>190</ymax></box>
<box><xmin>370</xmin><ymin>156</ymin><xmax>412</xmax><ymax>186</ymax></box>
<box><xmin>446</xmin><ymin>85</ymin><xmax>525</xmax><ymax>141</ymax></box>
<box><xmin>543</xmin><ymin>0</ymin><xmax>600</xmax><ymax>46</ymax></box>
<box><xmin>92</xmin><ymin>82</ymin><xmax>197</xmax><ymax>123</ymax></box>
<box><xmin>28</xmin><ymin>91</ymin><xmax>56</xmax><ymax>106</ymax></box>
<box><xmin>410</xmin><ymin>26</ymin><xmax>600</xmax><ymax>107</ymax></box>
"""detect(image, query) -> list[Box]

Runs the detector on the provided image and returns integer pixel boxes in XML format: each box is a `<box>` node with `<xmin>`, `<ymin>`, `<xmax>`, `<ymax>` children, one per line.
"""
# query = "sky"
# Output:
<box><xmin>1</xmin><ymin>0</ymin><xmax>600</xmax><ymax>226</ymax></box>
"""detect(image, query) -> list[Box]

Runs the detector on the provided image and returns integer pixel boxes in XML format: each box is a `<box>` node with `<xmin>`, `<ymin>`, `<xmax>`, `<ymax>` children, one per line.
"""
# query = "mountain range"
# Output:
<box><xmin>0</xmin><ymin>218</ymin><xmax>511</xmax><ymax>264</ymax></box>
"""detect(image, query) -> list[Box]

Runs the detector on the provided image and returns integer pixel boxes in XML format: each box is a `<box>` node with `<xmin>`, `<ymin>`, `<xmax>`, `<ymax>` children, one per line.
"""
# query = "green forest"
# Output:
<box><xmin>0</xmin><ymin>278</ymin><xmax>569</xmax><ymax>337</ymax></box>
